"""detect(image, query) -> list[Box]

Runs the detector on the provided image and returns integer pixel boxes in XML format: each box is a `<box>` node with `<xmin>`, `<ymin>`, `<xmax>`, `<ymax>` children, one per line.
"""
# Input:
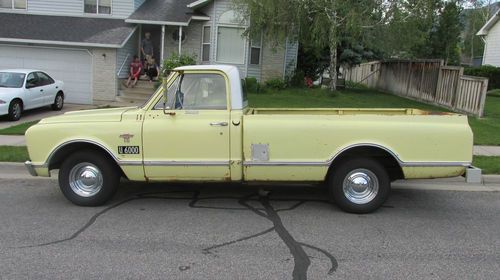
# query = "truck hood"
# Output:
<box><xmin>39</xmin><ymin>107</ymin><xmax>138</xmax><ymax>124</ymax></box>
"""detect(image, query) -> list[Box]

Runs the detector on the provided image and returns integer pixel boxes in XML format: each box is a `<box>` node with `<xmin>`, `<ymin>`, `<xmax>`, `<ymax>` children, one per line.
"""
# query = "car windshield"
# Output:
<box><xmin>0</xmin><ymin>72</ymin><xmax>26</xmax><ymax>88</ymax></box>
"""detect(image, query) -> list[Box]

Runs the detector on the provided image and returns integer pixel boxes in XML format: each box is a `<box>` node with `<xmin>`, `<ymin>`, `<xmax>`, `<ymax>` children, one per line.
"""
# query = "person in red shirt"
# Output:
<box><xmin>126</xmin><ymin>55</ymin><xmax>142</xmax><ymax>88</ymax></box>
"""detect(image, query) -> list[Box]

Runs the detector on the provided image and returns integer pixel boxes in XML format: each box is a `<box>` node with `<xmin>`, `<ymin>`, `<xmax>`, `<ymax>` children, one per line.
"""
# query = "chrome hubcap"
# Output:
<box><xmin>69</xmin><ymin>163</ymin><xmax>103</xmax><ymax>197</ymax></box>
<box><xmin>56</xmin><ymin>96</ymin><xmax>63</xmax><ymax>108</ymax></box>
<box><xmin>343</xmin><ymin>169</ymin><xmax>379</xmax><ymax>205</ymax></box>
<box><xmin>12</xmin><ymin>103</ymin><xmax>21</xmax><ymax>118</ymax></box>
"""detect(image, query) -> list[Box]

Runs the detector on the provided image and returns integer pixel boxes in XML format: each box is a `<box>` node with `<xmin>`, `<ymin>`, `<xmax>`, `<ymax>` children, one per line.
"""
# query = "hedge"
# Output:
<box><xmin>463</xmin><ymin>65</ymin><xmax>500</xmax><ymax>90</ymax></box>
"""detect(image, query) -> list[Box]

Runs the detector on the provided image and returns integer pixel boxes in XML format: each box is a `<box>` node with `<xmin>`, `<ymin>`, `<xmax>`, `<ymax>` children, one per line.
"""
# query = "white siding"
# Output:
<box><xmin>198</xmin><ymin>0</ymin><xmax>248</xmax><ymax>78</ymax></box>
<box><xmin>25</xmin><ymin>0</ymin><xmax>134</xmax><ymax>18</ymax></box>
<box><xmin>116</xmin><ymin>28</ymin><xmax>138</xmax><ymax>78</ymax></box>
<box><xmin>483</xmin><ymin>21</ymin><xmax>500</xmax><ymax>66</ymax></box>
<box><xmin>284</xmin><ymin>37</ymin><xmax>299</xmax><ymax>78</ymax></box>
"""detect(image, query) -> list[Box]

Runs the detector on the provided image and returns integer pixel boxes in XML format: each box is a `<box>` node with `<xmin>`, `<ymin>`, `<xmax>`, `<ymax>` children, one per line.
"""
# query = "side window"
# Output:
<box><xmin>36</xmin><ymin>72</ymin><xmax>54</xmax><ymax>86</ymax></box>
<box><xmin>177</xmin><ymin>74</ymin><xmax>227</xmax><ymax>110</ymax></box>
<box><xmin>26</xmin><ymin>73</ymin><xmax>39</xmax><ymax>88</ymax></box>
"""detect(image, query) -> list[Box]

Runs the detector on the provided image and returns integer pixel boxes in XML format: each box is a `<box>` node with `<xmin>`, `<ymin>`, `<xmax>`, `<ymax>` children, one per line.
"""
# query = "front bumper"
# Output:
<box><xmin>25</xmin><ymin>161</ymin><xmax>38</xmax><ymax>177</ymax></box>
<box><xmin>0</xmin><ymin>103</ymin><xmax>8</xmax><ymax>116</ymax></box>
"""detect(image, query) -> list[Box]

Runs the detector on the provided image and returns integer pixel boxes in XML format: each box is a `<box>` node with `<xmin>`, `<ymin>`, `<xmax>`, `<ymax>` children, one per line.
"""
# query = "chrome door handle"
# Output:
<box><xmin>210</xmin><ymin>122</ymin><xmax>228</xmax><ymax>127</ymax></box>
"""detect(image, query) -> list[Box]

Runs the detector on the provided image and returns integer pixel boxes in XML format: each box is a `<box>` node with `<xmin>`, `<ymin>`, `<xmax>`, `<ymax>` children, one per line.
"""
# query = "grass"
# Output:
<box><xmin>0</xmin><ymin>146</ymin><xmax>29</xmax><ymax>162</ymax></box>
<box><xmin>248</xmin><ymin>87</ymin><xmax>500</xmax><ymax>145</ymax></box>
<box><xmin>0</xmin><ymin>121</ymin><xmax>39</xmax><ymax>135</ymax></box>
<box><xmin>468</xmin><ymin>93</ymin><xmax>500</xmax><ymax>146</ymax></box>
<box><xmin>473</xmin><ymin>156</ymin><xmax>500</xmax><ymax>174</ymax></box>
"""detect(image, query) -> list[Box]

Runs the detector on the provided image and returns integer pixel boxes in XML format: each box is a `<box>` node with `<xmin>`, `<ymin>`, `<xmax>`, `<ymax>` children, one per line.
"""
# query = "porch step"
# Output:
<box><xmin>119</xmin><ymin>78</ymin><xmax>158</xmax><ymax>90</ymax></box>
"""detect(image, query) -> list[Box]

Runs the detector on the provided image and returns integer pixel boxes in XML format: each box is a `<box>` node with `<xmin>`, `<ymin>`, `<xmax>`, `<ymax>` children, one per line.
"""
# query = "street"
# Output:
<box><xmin>0</xmin><ymin>177</ymin><xmax>499</xmax><ymax>280</ymax></box>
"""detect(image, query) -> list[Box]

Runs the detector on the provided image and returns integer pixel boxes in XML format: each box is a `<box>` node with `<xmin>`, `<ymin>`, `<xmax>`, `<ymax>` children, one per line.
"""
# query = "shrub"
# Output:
<box><xmin>265</xmin><ymin>78</ymin><xmax>287</xmax><ymax>90</ymax></box>
<box><xmin>161</xmin><ymin>53</ymin><xmax>197</xmax><ymax>77</ymax></box>
<box><xmin>242</xmin><ymin>77</ymin><xmax>261</xmax><ymax>94</ymax></box>
<box><xmin>463</xmin><ymin>65</ymin><xmax>500</xmax><ymax>90</ymax></box>
<box><xmin>287</xmin><ymin>69</ymin><xmax>306</xmax><ymax>87</ymax></box>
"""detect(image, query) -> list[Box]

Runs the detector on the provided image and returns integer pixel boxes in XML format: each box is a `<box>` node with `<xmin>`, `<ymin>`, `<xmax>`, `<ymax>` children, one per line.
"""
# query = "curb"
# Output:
<box><xmin>0</xmin><ymin>162</ymin><xmax>499</xmax><ymax>191</ymax></box>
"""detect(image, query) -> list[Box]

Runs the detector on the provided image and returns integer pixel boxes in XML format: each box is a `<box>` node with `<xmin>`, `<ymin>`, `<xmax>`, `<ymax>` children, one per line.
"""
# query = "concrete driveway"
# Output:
<box><xmin>0</xmin><ymin>174</ymin><xmax>499</xmax><ymax>279</ymax></box>
<box><xmin>0</xmin><ymin>104</ymin><xmax>95</xmax><ymax>129</ymax></box>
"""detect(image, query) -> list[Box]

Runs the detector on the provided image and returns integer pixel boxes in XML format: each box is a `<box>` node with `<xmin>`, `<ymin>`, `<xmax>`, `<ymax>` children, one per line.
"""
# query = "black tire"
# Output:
<box><xmin>51</xmin><ymin>92</ymin><xmax>64</xmax><ymax>111</ymax></box>
<box><xmin>58</xmin><ymin>150</ymin><xmax>120</xmax><ymax>206</ymax></box>
<box><xmin>8</xmin><ymin>99</ymin><xmax>22</xmax><ymax>121</ymax></box>
<box><xmin>328</xmin><ymin>158</ymin><xmax>390</xmax><ymax>214</ymax></box>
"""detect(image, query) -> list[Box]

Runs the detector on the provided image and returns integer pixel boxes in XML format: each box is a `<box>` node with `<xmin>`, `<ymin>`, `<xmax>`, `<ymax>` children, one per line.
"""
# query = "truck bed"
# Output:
<box><xmin>247</xmin><ymin>108</ymin><xmax>455</xmax><ymax>116</ymax></box>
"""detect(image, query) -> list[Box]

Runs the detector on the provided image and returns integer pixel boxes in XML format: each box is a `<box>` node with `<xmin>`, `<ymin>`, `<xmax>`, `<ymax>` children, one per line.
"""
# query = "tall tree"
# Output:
<box><xmin>233</xmin><ymin>0</ymin><xmax>385</xmax><ymax>90</ymax></box>
<box><xmin>430</xmin><ymin>1</ymin><xmax>463</xmax><ymax>65</ymax></box>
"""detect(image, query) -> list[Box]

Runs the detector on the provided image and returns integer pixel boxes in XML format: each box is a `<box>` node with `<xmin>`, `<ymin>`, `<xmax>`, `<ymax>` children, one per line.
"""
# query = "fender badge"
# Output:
<box><xmin>119</xmin><ymin>134</ymin><xmax>134</xmax><ymax>143</ymax></box>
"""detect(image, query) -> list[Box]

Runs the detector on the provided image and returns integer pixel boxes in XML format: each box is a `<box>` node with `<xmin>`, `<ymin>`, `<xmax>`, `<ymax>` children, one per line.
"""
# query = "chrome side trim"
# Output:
<box><xmin>242</xmin><ymin>143</ymin><xmax>471</xmax><ymax>168</ymax></box>
<box><xmin>242</xmin><ymin>160</ymin><xmax>470</xmax><ymax>167</ymax></box>
<box><xmin>45</xmin><ymin>139</ymin><xmax>122</xmax><ymax>167</ymax></box>
<box><xmin>141</xmin><ymin>161</ymin><xmax>230</xmax><ymax>166</ymax></box>
<box><xmin>25</xmin><ymin>161</ymin><xmax>38</xmax><ymax>177</ymax></box>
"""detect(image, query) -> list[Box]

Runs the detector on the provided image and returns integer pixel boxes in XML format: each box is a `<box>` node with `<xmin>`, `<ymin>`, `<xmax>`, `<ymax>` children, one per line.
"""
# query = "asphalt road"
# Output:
<box><xmin>0</xmin><ymin>178</ymin><xmax>499</xmax><ymax>280</ymax></box>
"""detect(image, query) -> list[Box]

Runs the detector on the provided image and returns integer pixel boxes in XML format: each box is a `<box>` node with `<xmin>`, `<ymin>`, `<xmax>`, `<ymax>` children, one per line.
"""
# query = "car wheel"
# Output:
<box><xmin>51</xmin><ymin>93</ymin><xmax>64</xmax><ymax>111</ymax></box>
<box><xmin>58</xmin><ymin>150</ymin><xmax>120</xmax><ymax>206</ymax></box>
<box><xmin>328</xmin><ymin>158</ymin><xmax>390</xmax><ymax>214</ymax></box>
<box><xmin>8</xmin><ymin>100</ymin><xmax>22</xmax><ymax>121</ymax></box>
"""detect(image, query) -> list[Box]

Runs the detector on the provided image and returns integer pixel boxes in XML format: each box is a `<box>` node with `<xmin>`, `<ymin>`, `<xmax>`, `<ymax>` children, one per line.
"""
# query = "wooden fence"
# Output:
<box><xmin>344</xmin><ymin>60</ymin><xmax>489</xmax><ymax>117</ymax></box>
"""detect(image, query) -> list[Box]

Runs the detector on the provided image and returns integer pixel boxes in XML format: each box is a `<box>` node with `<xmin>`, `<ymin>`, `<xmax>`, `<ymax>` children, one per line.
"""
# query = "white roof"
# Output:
<box><xmin>0</xmin><ymin>69</ymin><xmax>41</xmax><ymax>74</ymax></box>
<box><xmin>477</xmin><ymin>10</ymin><xmax>500</xmax><ymax>36</ymax></box>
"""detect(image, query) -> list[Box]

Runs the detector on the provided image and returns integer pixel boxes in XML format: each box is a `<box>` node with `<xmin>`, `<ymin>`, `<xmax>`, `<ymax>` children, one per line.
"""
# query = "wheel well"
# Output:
<box><xmin>57</xmin><ymin>90</ymin><xmax>64</xmax><ymax>98</ymax></box>
<box><xmin>48</xmin><ymin>142</ymin><xmax>125</xmax><ymax>178</ymax></box>
<box><xmin>11</xmin><ymin>98</ymin><xmax>23</xmax><ymax>109</ymax></box>
<box><xmin>327</xmin><ymin>146</ymin><xmax>404</xmax><ymax>181</ymax></box>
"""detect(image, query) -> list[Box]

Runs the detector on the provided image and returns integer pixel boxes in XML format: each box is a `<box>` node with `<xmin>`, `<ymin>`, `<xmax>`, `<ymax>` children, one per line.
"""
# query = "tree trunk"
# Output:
<box><xmin>329</xmin><ymin>26</ymin><xmax>338</xmax><ymax>91</ymax></box>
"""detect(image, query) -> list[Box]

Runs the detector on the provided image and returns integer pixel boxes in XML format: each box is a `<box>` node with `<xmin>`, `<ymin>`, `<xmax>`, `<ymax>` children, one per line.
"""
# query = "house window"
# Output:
<box><xmin>202</xmin><ymin>26</ymin><xmax>211</xmax><ymax>62</ymax></box>
<box><xmin>216</xmin><ymin>26</ymin><xmax>245</xmax><ymax>64</ymax></box>
<box><xmin>84</xmin><ymin>0</ymin><xmax>111</xmax><ymax>14</ymax></box>
<box><xmin>249</xmin><ymin>33</ymin><xmax>262</xmax><ymax>65</ymax></box>
<box><xmin>0</xmin><ymin>0</ymin><xmax>26</xmax><ymax>9</ymax></box>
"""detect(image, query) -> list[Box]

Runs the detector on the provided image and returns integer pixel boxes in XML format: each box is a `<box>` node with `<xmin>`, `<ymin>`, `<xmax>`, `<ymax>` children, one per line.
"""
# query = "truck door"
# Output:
<box><xmin>142</xmin><ymin>72</ymin><xmax>231</xmax><ymax>181</ymax></box>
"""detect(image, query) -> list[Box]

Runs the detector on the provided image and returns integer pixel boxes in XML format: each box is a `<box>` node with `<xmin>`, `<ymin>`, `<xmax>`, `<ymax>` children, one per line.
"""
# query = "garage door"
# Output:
<box><xmin>0</xmin><ymin>45</ymin><xmax>92</xmax><ymax>104</ymax></box>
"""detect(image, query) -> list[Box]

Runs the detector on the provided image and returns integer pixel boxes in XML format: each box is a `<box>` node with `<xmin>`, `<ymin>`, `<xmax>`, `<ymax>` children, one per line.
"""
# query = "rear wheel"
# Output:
<box><xmin>8</xmin><ymin>100</ymin><xmax>22</xmax><ymax>121</ymax></box>
<box><xmin>328</xmin><ymin>158</ymin><xmax>390</xmax><ymax>213</ymax></box>
<box><xmin>58</xmin><ymin>150</ymin><xmax>120</xmax><ymax>206</ymax></box>
<box><xmin>51</xmin><ymin>92</ymin><xmax>64</xmax><ymax>111</ymax></box>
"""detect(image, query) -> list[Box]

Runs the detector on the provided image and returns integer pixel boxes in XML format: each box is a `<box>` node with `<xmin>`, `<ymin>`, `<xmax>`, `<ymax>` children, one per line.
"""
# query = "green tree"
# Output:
<box><xmin>233</xmin><ymin>0</ymin><xmax>385</xmax><ymax>90</ymax></box>
<box><xmin>430</xmin><ymin>1</ymin><xmax>463</xmax><ymax>65</ymax></box>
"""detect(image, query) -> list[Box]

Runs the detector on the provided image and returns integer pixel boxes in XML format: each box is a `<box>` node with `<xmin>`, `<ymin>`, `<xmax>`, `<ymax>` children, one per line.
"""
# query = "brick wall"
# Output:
<box><xmin>91</xmin><ymin>48</ymin><xmax>117</xmax><ymax>102</ymax></box>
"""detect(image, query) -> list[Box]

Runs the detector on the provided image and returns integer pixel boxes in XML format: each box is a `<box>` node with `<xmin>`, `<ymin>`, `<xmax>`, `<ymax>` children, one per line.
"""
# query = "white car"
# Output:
<box><xmin>0</xmin><ymin>69</ymin><xmax>64</xmax><ymax>121</ymax></box>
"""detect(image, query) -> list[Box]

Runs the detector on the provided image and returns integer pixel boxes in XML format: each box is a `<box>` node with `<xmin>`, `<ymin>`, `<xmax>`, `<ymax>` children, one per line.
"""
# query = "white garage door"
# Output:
<box><xmin>0</xmin><ymin>45</ymin><xmax>92</xmax><ymax>104</ymax></box>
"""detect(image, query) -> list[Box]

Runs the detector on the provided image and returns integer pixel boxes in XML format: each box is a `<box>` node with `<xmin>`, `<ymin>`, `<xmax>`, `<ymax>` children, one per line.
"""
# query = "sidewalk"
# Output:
<box><xmin>473</xmin><ymin>146</ymin><xmax>500</xmax><ymax>156</ymax></box>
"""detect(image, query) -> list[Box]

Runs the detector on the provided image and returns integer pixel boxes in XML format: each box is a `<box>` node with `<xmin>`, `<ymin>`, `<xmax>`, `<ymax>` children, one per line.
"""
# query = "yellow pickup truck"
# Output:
<box><xmin>25</xmin><ymin>65</ymin><xmax>473</xmax><ymax>213</ymax></box>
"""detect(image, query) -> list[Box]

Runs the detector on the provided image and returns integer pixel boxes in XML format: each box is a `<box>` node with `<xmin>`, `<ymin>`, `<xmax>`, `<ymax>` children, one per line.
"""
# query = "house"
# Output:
<box><xmin>0</xmin><ymin>0</ymin><xmax>298</xmax><ymax>105</ymax></box>
<box><xmin>477</xmin><ymin>10</ymin><xmax>500</xmax><ymax>67</ymax></box>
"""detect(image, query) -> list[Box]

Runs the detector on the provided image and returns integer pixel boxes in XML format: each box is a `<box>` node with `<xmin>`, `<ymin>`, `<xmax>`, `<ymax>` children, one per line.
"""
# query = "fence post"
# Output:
<box><xmin>478</xmin><ymin>79</ymin><xmax>489</xmax><ymax>118</ymax></box>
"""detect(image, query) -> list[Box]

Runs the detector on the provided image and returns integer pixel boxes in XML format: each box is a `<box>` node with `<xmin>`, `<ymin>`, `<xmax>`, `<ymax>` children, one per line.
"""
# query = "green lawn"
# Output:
<box><xmin>0</xmin><ymin>121</ymin><xmax>39</xmax><ymax>135</ymax></box>
<box><xmin>473</xmin><ymin>156</ymin><xmax>500</xmax><ymax>174</ymax></box>
<box><xmin>0</xmin><ymin>146</ymin><xmax>29</xmax><ymax>162</ymax></box>
<box><xmin>248</xmin><ymin>87</ymin><xmax>500</xmax><ymax>145</ymax></box>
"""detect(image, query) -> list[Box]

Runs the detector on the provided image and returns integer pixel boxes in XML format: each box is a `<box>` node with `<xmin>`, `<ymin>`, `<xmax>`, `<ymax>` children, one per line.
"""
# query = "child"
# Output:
<box><xmin>145</xmin><ymin>56</ymin><xmax>160</xmax><ymax>82</ymax></box>
<box><xmin>126</xmin><ymin>55</ymin><xmax>142</xmax><ymax>88</ymax></box>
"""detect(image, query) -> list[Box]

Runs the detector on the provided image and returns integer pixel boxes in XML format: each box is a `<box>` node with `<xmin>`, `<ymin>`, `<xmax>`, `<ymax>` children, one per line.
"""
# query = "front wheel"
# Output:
<box><xmin>58</xmin><ymin>150</ymin><xmax>120</xmax><ymax>206</ymax></box>
<box><xmin>328</xmin><ymin>158</ymin><xmax>390</xmax><ymax>214</ymax></box>
<box><xmin>8</xmin><ymin>100</ymin><xmax>22</xmax><ymax>121</ymax></box>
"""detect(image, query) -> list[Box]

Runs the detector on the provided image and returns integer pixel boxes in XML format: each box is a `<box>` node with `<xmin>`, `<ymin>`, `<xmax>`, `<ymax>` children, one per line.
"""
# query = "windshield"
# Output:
<box><xmin>0</xmin><ymin>72</ymin><xmax>25</xmax><ymax>88</ymax></box>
